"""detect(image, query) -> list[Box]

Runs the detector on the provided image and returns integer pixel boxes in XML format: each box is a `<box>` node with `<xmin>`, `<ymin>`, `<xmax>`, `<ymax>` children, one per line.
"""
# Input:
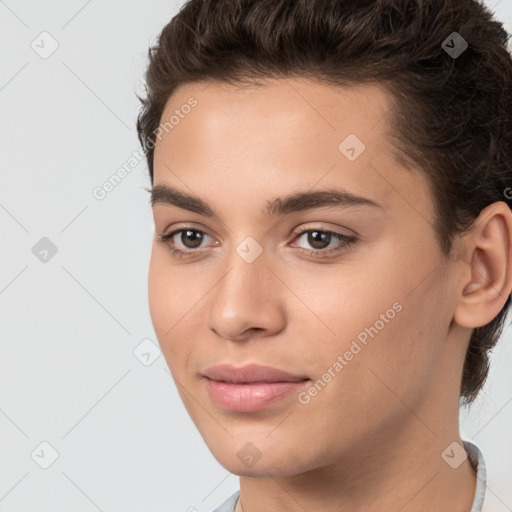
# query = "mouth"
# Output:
<box><xmin>201</xmin><ymin>363</ymin><xmax>311</xmax><ymax>412</ymax></box>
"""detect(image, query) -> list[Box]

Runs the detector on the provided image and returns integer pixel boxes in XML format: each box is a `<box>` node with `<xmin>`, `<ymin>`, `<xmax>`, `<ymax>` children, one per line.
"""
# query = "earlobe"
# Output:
<box><xmin>453</xmin><ymin>201</ymin><xmax>512</xmax><ymax>329</ymax></box>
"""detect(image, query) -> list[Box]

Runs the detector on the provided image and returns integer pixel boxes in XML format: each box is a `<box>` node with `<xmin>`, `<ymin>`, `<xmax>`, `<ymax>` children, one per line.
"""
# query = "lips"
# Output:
<box><xmin>202</xmin><ymin>364</ymin><xmax>311</xmax><ymax>412</ymax></box>
<box><xmin>202</xmin><ymin>363</ymin><xmax>309</xmax><ymax>383</ymax></box>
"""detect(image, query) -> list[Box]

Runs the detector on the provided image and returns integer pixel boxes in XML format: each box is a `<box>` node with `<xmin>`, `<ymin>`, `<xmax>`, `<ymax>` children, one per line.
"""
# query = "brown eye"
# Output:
<box><xmin>156</xmin><ymin>227</ymin><xmax>215</xmax><ymax>258</ymax></box>
<box><xmin>178</xmin><ymin>229</ymin><xmax>204</xmax><ymax>249</ymax></box>
<box><xmin>306</xmin><ymin>230</ymin><xmax>332</xmax><ymax>250</ymax></box>
<box><xmin>291</xmin><ymin>228</ymin><xmax>357</xmax><ymax>259</ymax></box>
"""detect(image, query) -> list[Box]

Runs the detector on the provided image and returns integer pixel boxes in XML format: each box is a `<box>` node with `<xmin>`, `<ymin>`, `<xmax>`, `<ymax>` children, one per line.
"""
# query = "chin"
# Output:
<box><xmin>226</xmin><ymin>460</ymin><xmax>305</xmax><ymax>478</ymax></box>
<box><xmin>207</xmin><ymin>440</ymin><xmax>312</xmax><ymax>478</ymax></box>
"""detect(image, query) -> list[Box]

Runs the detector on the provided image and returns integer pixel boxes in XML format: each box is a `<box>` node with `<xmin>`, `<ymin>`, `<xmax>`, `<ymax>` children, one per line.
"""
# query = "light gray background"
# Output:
<box><xmin>0</xmin><ymin>1</ymin><xmax>511</xmax><ymax>511</ymax></box>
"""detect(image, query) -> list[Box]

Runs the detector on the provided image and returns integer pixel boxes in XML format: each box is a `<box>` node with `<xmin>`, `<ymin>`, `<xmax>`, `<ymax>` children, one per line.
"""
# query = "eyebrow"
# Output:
<box><xmin>148</xmin><ymin>184</ymin><xmax>383</xmax><ymax>218</ymax></box>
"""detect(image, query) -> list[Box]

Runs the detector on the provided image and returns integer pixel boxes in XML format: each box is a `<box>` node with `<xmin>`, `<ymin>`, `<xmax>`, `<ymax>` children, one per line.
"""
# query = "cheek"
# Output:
<box><xmin>294</xmin><ymin>247</ymin><xmax>444</xmax><ymax>394</ymax></box>
<box><xmin>275</xmin><ymin>253</ymin><xmax>400</xmax><ymax>347</ymax></box>
<box><xmin>147</xmin><ymin>250</ymin><xmax>172</xmax><ymax>339</ymax></box>
<box><xmin>147</xmin><ymin>249</ymin><xmax>198</xmax><ymax>368</ymax></box>
<box><xmin>345</xmin><ymin>269</ymin><xmax>449</xmax><ymax>412</ymax></box>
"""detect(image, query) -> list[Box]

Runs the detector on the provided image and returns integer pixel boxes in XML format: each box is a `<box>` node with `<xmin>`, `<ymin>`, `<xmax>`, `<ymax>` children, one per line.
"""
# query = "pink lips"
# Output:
<box><xmin>202</xmin><ymin>364</ymin><xmax>310</xmax><ymax>412</ymax></box>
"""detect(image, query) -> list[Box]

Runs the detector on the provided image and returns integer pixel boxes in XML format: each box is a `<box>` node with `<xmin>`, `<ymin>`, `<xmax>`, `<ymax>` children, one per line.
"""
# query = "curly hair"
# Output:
<box><xmin>136</xmin><ymin>0</ymin><xmax>512</xmax><ymax>405</ymax></box>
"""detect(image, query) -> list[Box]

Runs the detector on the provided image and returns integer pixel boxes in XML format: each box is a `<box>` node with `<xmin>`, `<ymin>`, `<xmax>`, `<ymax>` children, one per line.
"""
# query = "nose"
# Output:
<box><xmin>206</xmin><ymin>244</ymin><xmax>286</xmax><ymax>342</ymax></box>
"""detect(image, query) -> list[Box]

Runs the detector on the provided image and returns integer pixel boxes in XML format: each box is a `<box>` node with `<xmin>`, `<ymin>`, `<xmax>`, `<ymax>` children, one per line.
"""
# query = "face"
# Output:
<box><xmin>148</xmin><ymin>78</ymin><xmax>462</xmax><ymax>477</ymax></box>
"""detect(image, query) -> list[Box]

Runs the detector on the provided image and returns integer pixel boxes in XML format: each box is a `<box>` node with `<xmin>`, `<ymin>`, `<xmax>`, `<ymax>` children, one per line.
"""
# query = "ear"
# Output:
<box><xmin>453</xmin><ymin>201</ymin><xmax>512</xmax><ymax>329</ymax></box>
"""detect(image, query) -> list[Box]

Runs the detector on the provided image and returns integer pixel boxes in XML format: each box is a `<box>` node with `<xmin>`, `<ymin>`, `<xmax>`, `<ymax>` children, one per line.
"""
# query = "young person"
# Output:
<box><xmin>136</xmin><ymin>1</ymin><xmax>512</xmax><ymax>510</ymax></box>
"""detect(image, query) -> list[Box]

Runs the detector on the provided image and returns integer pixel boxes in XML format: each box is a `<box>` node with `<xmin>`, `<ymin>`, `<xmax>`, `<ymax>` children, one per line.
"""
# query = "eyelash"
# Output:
<box><xmin>155</xmin><ymin>225</ymin><xmax>357</xmax><ymax>260</ymax></box>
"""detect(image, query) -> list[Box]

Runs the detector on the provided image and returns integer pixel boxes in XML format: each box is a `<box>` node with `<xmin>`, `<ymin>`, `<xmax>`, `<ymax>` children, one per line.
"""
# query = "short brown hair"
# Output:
<box><xmin>136</xmin><ymin>0</ymin><xmax>512</xmax><ymax>405</ymax></box>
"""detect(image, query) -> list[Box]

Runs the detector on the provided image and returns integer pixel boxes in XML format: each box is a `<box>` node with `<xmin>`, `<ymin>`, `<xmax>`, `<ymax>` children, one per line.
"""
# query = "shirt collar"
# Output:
<box><xmin>463</xmin><ymin>440</ymin><xmax>487</xmax><ymax>512</ymax></box>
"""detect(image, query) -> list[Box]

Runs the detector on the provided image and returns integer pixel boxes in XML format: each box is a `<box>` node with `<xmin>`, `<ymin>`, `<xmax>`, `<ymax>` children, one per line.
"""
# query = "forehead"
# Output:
<box><xmin>157</xmin><ymin>78</ymin><xmax>394</xmax><ymax>146</ymax></box>
<box><xmin>152</xmin><ymin>78</ymin><xmax>432</xmax><ymax>223</ymax></box>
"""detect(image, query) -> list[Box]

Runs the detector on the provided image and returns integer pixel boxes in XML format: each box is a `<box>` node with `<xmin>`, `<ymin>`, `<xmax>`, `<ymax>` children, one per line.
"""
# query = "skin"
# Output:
<box><xmin>148</xmin><ymin>77</ymin><xmax>512</xmax><ymax>512</ymax></box>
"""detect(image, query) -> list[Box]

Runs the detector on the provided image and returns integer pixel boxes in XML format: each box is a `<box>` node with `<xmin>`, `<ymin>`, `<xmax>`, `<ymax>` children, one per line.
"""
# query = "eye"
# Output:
<box><xmin>290</xmin><ymin>227</ymin><xmax>357</xmax><ymax>258</ymax></box>
<box><xmin>155</xmin><ymin>227</ymin><xmax>216</xmax><ymax>258</ymax></box>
